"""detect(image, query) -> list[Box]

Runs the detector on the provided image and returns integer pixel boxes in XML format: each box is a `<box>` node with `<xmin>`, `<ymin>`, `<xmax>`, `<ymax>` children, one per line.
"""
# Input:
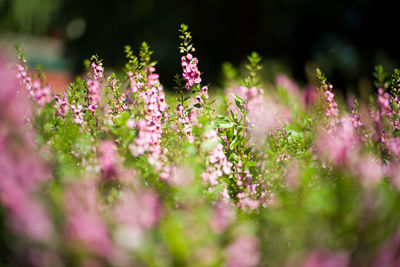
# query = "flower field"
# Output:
<box><xmin>2</xmin><ymin>24</ymin><xmax>400</xmax><ymax>266</ymax></box>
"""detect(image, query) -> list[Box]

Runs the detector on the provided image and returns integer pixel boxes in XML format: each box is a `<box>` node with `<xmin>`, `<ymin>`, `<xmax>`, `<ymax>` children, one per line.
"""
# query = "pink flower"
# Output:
<box><xmin>159</xmin><ymin>165</ymin><xmax>194</xmax><ymax>186</ymax></box>
<box><xmin>54</xmin><ymin>93</ymin><xmax>69</xmax><ymax>117</ymax></box>
<box><xmin>87</xmin><ymin>79</ymin><xmax>100</xmax><ymax>114</ymax></box>
<box><xmin>209</xmin><ymin>201</ymin><xmax>235</xmax><ymax>233</ymax></box>
<box><xmin>91</xmin><ymin>62</ymin><xmax>104</xmax><ymax>80</ymax></box>
<box><xmin>64</xmin><ymin>181</ymin><xmax>112</xmax><ymax>257</ymax></box>
<box><xmin>0</xmin><ymin>59</ymin><xmax>53</xmax><ymax>243</ymax></box>
<box><xmin>71</xmin><ymin>104</ymin><xmax>84</xmax><ymax>124</ymax></box>
<box><xmin>16</xmin><ymin>64</ymin><xmax>33</xmax><ymax>97</ymax></box>
<box><xmin>0</xmin><ymin>176</ymin><xmax>54</xmax><ymax>242</ymax></box>
<box><xmin>316</xmin><ymin>117</ymin><xmax>357</xmax><ymax>166</ymax></box>
<box><xmin>224</xmin><ymin>235</ymin><xmax>260</xmax><ymax>267</ymax></box>
<box><xmin>181</xmin><ymin>53</ymin><xmax>201</xmax><ymax>90</ymax></box>
<box><xmin>302</xmin><ymin>85</ymin><xmax>318</xmax><ymax>107</ymax></box>
<box><xmin>176</xmin><ymin>104</ymin><xmax>195</xmax><ymax>144</ymax></box>
<box><xmin>128</xmin><ymin>67</ymin><xmax>168</xmax><ymax>168</ymax></box>
<box><xmin>31</xmin><ymin>80</ymin><xmax>52</xmax><ymax>107</ymax></box>
<box><xmin>352</xmin><ymin>155</ymin><xmax>383</xmax><ymax>187</ymax></box>
<box><xmin>276</xmin><ymin>74</ymin><xmax>300</xmax><ymax>96</ymax></box>
<box><xmin>114</xmin><ymin>189</ymin><xmax>160</xmax><ymax>230</ymax></box>
<box><xmin>373</xmin><ymin>226</ymin><xmax>400</xmax><ymax>267</ymax></box>
<box><xmin>303</xmin><ymin>250</ymin><xmax>349</xmax><ymax>267</ymax></box>
<box><xmin>99</xmin><ymin>141</ymin><xmax>117</xmax><ymax>179</ymax></box>
<box><xmin>237</xmin><ymin>192</ymin><xmax>260</xmax><ymax>211</ymax></box>
<box><xmin>127</xmin><ymin>118</ymin><xmax>135</xmax><ymax>129</ymax></box>
<box><xmin>201</xmin><ymin>130</ymin><xmax>233</xmax><ymax>186</ymax></box>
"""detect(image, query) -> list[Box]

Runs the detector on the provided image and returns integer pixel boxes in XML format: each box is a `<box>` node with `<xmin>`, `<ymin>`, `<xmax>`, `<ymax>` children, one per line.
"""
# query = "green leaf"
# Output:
<box><xmin>246</xmin><ymin>161</ymin><xmax>257</xmax><ymax>167</ymax></box>
<box><xmin>184</xmin><ymin>108</ymin><xmax>193</xmax><ymax>117</ymax></box>
<box><xmin>229</xmin><ymin>137</ymin><xmax>238</xmax><ymax>149</ymax></box>
<box><xmin>216</xmin><ymin>121</ymin><xmax>235</xmax><ymax>128</ymax></box>
<box><xmin>229</xmin><ymin>92</ymin><xmax>245</xmax><ymax>111</ymax></box>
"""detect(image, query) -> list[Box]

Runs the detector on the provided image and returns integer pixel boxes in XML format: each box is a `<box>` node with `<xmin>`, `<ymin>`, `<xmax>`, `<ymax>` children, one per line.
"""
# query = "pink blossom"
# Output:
<box><xmin>316</xmin><ymin>117</ymin><xmax>358</xmax><ymax>166</ymax></box>
<box><xmin>237</xmin><ymin>192</ymin><xmax>260</xmax><ymax>211</ymax></box>
<box><xmin>302</xmin><ymin>85</ymin><xmax>318</xmax><ymax>108</ymax></box>
<box><xmin>276</xmin><ymin>73</ymin><xmax>300</xmax><ymax>96</ymax></box>
<box><xmin>195</xmin><ymin>86</ymin><xmax>209</xmax><ymax>103</ymax></box>
<box><xmin>0</xmin><ymin>175</ymin><xmax>54</xmax><ymax>242</ymax></box>
<box><xmin>127</xmin><ymin>118</ymin><xmax>135</xmax><ymax>129</ymax></box>
<box><xmin>176</xmin><ymin>104</ymin><xmax>195</xmax><ymax>144</ymax></box>
<box><xmin>181</xmin><ymin>53</ymin><xmax>201</xmax><ymax>90</ymax></box>
<box><xmin>209</xmin><ymin>201</ymin><xmax>235</xmax><ymax>233</ymax></box>
<box><xmin>377</xmin><ymin>88</ymin><xmax>391</xmax><ymax>116</ymax></box>
<box><xmin>201</xmin><ymin>130</ymin><xmax>233</xmax><ymax>186</ymax></box>
<box><xmin>64</xmin><ymin>181</ymin><xmax>112</xmax><ymax>257</ymax></box>
<box><xmin>352</xmin><ymin>155</ymin><xmax>383</xmax><ymax>187</ymax></box>
<box><xmin>16</xmin><ymin>64</ymin><xmax>33</xmax><ymax>97</ymax></box>
<box><xmin>323</xmin><ymin>86</ymin><xmax>339</xmax><ymax>130</ymax></box>
<box><xmin>31</xmin><ymin>80</ymin><xmax>52</xmax><ymax>107</ymax></box>
<box><xmin>303</xmin><ymin>250</ymin><xmax>349</xmax><ymax>267</ymax></box>
<box><xmin>350</xmin><ymin>107</ymin><xmax>363</xmax><ymax>129</ymax></box>
<box><xmin>71</xmin><ymin>104</ymin><xmax>84</xmax><ymax>124</ymax></box>
<box><xmin>373</xmin><ymin>226</ymin><xmax>400</xmax><ymax>267</ymax></box>
<box><xmin>87</xmin><ymin>79</ymin><xmax>101</xmax><ymax>114</ymax></box>
<box><xmin>226</xmin><ymin>85</ymin><xmax>288</xmax><ymax>145</ymax></box>
<box><xmin>159</xmin><ymin>165</ymin><xmax>194</xmax><ymax>186</ymax></box>
<box><xmin>129</xmin><ymin>67</ymin><xmax>168</xmax><ymax>168</ymax></box>
<box><xmin>99</xmin><ymin>141</ymin><xmax>117</xmax><ymax>179</ymax></box>
<box><xmin>115</xmin><ymin>190</ymin><xmax>160</xmax><ymax>229</ymax></box>
<box><xmin>15</xmin><ymin>64</ymin><xmax>52</xmax><ymax>107</ymax></box>
<box><xmin>0</xmin><ymin>59</ymin><xmax>53</xmax><ymax>243</ymax></box>
<box><xmin>224</xmin><ymin>235</ymin><xmax>260</xmax><ymax>267</ymax></box>
<box><xmin>91</xmin><ymin>62</ymin><xmax>104</xmax><ymax>80</ymax></box>
<box><xmin>54</xmin><ymin>92</ymin><xmax>69</xmax><ymax>117</ymax></box>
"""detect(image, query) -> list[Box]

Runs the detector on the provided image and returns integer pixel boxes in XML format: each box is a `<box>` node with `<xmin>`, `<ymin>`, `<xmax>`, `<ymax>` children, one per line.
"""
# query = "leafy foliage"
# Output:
<box><xmin>2</xmin><ymin>25</ymin><xmax>400</xmax><ymax>267</ymax></box>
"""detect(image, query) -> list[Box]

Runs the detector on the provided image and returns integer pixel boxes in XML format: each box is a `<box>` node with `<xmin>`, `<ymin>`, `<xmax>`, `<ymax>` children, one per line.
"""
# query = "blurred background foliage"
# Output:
<box><xmin>1</xmin><ymin>0</ymin><xmax>399</xmax><ymax>92</ymax></box>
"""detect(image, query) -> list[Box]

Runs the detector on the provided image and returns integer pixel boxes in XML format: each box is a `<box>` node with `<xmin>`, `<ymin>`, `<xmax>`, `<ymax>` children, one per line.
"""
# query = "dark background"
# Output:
<box><xmin>1</xmin><ymin>0</ymin><xmax>399</xmax><ymax>92</ymax></box>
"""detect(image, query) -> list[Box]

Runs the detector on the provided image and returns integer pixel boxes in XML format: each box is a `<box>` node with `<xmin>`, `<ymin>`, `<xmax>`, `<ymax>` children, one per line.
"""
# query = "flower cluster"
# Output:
<box><xmin>71</xmin><ymin>104</ymin><xmax>84</xmax><ymax>124</ymax></box>
<box><xmin>323</xmin><ymin>86</ymin><xmax>339</xmax><ymax>129</ymax></box>
<box><xmin>5</xmin><ymin>26</ymin><xmax>400</xmax><ymax>267</ymax></box>
<box><xmin>54</xmin><ymin>92</ymin><xmax>69</xmax><ymax>117</ymax></box>
<box><xmin>234</xmin><ymin>162</ymin><xmax>260</xmax><ymax>211</ymax></box>
<box><xmin>16</xmin><ymin>64</ymin><xmax>33</xmax><ymax>96</ymax></box>
<box><xmin>176</xmin><ymin>104</ymin><xmax>195</xmax><ymax>143</ymax></box>
<box><xmin>87</xmin><ymin>79</ymin><xmax>101</xmax><ymax>114</ymax></box>
<box><xmin>16</xmin><ymin>64</ymin><xmax>51</xmax><ymax>107</ymax></box>
<box><xmin>129</xmin><ymin>67</ymin><xmax>168</xmax><ymax>168</ymax></box>
<box><xmin>350</xmin><ymin>105</ymin><xmax>363</xmax><ymax>129</ymax></box>
<box><xmin>128</xmin><ymin>71</ymin><xmax>142</xmax><ymax>93</ymax></box>
<box><xmin>181</xmin><ymin>53</ymin><xmax>201</xmax><ymax>90</ymax></box>
<box><xmin>1</xmin><ymin>62</ymin><xmax>54</xmax><ymax>243</ymax></box>
<box><xmin>31</xmin><ymin>80</ymin><xmax>52</xmax><ymax>107</ymax></box>
<box><xmin>99</xmin><ymin>140</ymin><xmax>117</xmax><ymax>179</ymax></box>
<box><xmin>64</xmin><ymin>181</ymin><xmax>112</xmax><ymax>257</ymax></box>
<box><xmin>195</xmin><ymin>86</ymin><xmax>209</xmax><ymax>103</ymax></box>
<box><xmin>224</xmin><ymin>235</ymin><xmax>260</xmax><ymax>267</ymax></box>
<box><xmin>209</xmin><ymin>201</ymin><xmax>235</xmax><ymax>233</ymax></box>
<box><xmin>91</xmin><ymin>61</ymin><xmax>104</xmax><ymax>80</ymax></box>
<box><xmin>201</xmin><ymin>129</ymin><xmax>232</xmax><ymax>186</ymax></box>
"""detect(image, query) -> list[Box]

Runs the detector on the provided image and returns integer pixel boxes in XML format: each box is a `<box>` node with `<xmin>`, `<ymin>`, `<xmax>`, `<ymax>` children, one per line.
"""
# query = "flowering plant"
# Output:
<box><xmin>2</xmin><ymin>24</ymin><xmax>400</xmax><ymax>267</ymax></box>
